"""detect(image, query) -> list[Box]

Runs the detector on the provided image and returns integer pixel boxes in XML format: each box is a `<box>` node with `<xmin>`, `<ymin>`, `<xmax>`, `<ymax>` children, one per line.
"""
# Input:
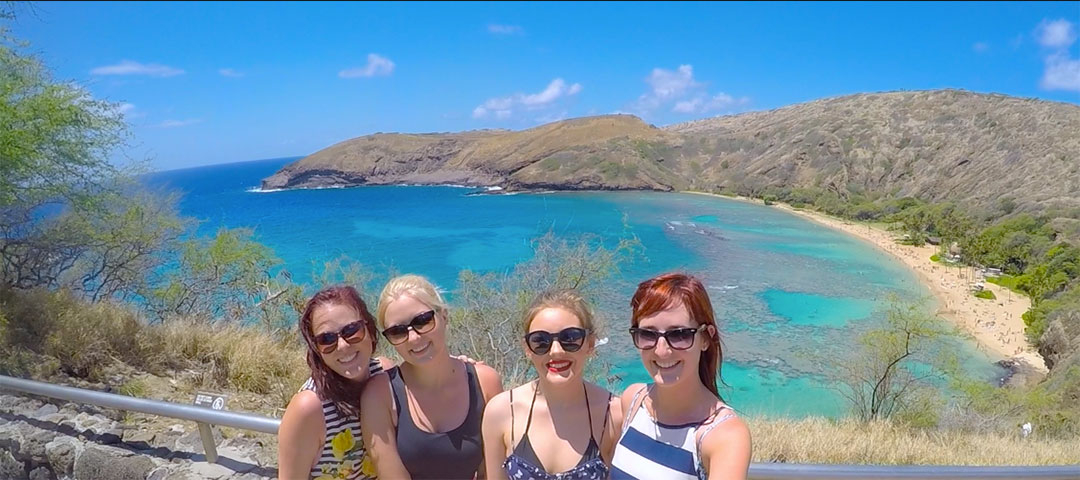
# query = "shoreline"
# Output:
<box><xmin>683</xmin><ymin>191</ymin><xmax>1048</xmax><ymax>377</ymax></box>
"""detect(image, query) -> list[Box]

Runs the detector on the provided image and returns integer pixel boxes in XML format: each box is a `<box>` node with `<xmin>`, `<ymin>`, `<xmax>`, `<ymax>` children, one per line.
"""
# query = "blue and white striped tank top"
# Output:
<box><xmin>300</xmin><ymin>357</ymin><xmax>384</xmax><ymax>480</ymax></box>
<box><xmin>610</xmin><ymin>386</ymin><xmax>734</xmax><ymax>480</ymax></box>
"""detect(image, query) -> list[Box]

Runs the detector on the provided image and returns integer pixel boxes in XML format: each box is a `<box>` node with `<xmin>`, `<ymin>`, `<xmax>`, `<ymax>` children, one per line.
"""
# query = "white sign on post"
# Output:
<box><xmin>193</xmin><ymin>392</ymin><xmax>228</xmax><ymax>411</ymax></box>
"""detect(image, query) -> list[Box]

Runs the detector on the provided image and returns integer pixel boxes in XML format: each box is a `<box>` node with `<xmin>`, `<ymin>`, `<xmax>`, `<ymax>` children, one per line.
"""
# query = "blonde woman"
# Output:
<box><xmin>481</xmin><ymin>289</ymin><xmax>622</xmax><ymax>480</ymax></box>
<box><xmin>361</xmin><ymin>274</ymin><xmax>503</xmax><ymax>479</ymax></box>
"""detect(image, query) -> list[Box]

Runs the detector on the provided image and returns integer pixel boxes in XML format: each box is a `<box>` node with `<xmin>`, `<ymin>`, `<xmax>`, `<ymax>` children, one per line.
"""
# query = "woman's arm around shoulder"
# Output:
<box><xmin>278</xmin><ymin>389</ymin><xmax>325</xmax><ymax>480</ymax></box>
<box><xmin>472</xmin><ymin>363</ymin><xmax>503</xmax><ymax>479</ymax></box>
<box><xmin>359</xmin><ymin>372</ymin><xmax>411</xmax><ymax>480</ymax></box>
<box><xmin>474</xmin><ymin>363</ymin><xmax>504</xmax><ymax>404</ymax></box>
<box><xmin>700</xmin><ymin>412</ymin><xmax>751</xmax><ymax>480</ymax></box>
<box><xmin>617</xmin><ymin>382</ymin><xmax>647</xmax><ymax>427</ymax></box>
<box><xmin>480</xmin><ymin>389</ymin><xmax>513</xmax><ymax>480</ymax></box>
<box><xmin>593</xmin><ymin>382</ymin><xmax>624</xmax><ymax>463</ymax></box>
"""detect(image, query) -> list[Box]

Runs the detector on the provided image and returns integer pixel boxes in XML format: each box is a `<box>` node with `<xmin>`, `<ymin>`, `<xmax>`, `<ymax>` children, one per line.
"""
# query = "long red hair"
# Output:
<box><xmin>630</xmin><ymin>272</ymin><xmax>725</xmax><ymax>400</ymax></box>
<box><xmin>298</xmin><ymin>285</ymin><xmax>379</xmax><ymax>417</ymax></box>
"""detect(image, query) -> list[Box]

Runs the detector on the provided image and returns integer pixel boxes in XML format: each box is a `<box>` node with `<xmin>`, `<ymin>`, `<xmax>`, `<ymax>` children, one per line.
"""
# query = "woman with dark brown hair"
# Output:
<box><xmin>279</xmin><ymin>285</ymin><xmax>389</xmax><ymax>480</ymax></box>
<box><xmin>610</xmin><ymin>272</ymin><xmax>751</xmax><ymax>480</ymax></box>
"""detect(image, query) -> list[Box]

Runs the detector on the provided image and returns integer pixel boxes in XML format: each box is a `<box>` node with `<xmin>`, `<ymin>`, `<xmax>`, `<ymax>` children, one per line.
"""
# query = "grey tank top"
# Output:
<box><xmin>387</xmin><ymin>362</ymin><xmax>485</xmax><ymax>480</ymax></box>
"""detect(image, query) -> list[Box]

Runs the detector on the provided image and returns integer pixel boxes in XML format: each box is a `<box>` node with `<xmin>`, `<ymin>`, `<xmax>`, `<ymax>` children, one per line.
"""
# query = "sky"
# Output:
<box><xmin>7</xmin><ymin>1</ymin><xmax>1080</xmax><ymax>171</ymax></box>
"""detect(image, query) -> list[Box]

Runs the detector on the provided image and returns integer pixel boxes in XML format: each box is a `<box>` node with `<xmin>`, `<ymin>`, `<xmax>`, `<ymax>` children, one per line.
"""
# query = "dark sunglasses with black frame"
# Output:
<box><xmin>524</xmin><ymin>327</ymin><xmax>589</xmax><ymax>355</ymax></box>
<box><xmin>381</xmin><ymin>309</ymin><xmax>438</xmax><ymax>345</ymax></box>
<box><xmin>628</xmin><ymin>326</ymin><xmax>703</xmax><ymax>350</ymax></box>
<box><xmin>314</xmin><ymin>320</ymin><xmax>368</xmax><ymax>354</ymax></box>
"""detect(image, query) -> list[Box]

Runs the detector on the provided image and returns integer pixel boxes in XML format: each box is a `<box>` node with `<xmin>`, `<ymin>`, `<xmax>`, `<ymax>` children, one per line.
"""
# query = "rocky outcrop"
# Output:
<box><xmin>262</xmin><ymin>90</ymin><xmax>1080</xmax><ymax>218</ymax></box>
<box><xmin>0</xmin><ymin>394</ymin><xmax>275</xmax><ymax>480</ymax></box>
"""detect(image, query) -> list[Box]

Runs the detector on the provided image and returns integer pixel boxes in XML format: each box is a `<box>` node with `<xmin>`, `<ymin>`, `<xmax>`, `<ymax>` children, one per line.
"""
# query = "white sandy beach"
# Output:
<box><xmin>685</xmin><ymin>192</ymin><xmax>1047</xmax><ymax>375</ymax></box>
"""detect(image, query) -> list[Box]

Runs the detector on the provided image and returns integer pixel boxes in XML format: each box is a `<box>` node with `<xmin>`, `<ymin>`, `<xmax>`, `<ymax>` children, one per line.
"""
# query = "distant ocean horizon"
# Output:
<box><xmin>144</xmin><ymin>157</ymin><xmax>1003</xmax><ymax>418</ymax></box>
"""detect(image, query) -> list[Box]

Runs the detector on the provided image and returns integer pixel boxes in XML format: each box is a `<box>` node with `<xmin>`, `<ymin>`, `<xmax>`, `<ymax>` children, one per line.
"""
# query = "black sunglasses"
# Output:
<box><xmin>629</xmin><ymin>326</ymin><xmax>701</xmax><ymax>351</ymax></box>
<box><xmin>524</xmin><ymin>327</ymin><xmax>588</xmax><ymax>355</ymax></box>
<box><xmin>314</xmin><ymin>320</ymin><xmax>367</xmax><ymax>354</ymax></box>
<box><xmin>381</xmin><ymin>310</ymin><xmax>437</xmax><ymax>345</ymax></box>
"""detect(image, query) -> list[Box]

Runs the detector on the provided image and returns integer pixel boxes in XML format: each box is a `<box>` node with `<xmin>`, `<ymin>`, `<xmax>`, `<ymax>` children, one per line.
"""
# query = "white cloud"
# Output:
<box><xmin>633</xmin><ymin>64</ymin><xmax>748</xmax><ymax>115</ymax></box>
<box><xmin>156</xmin><ymin>118</ymin><xmax>202</xmax><ymax>128</ymax></box>
<box><xmin>1041</xmin><ymin>52</ymin><xmax>1080</xmax><ymax>92</ymax></box>
<box><xmin>339</xmin><ymin>54</ymin><xmax>396</xmax><ymax>78</ymax></box>
<box><xmin>219</xmin><ymin>68</ymin><xmax>244</xmax><ymax>78</ymax></box>
<box><xmin>1034</xmin><ymin>19</ymin><xmax>1080</xmax><ymax>93</ymax></box>
<box><xmin>472</xmin><ymin>78</ymin><xmax>582</xmax><ymax>119</ymax></box>
<box><xmin>90</xmin><ymin>60</ymin><xmax>184</xmax><ymax>77</ymax></box>
<box><xmin>113</xmin><ymin>102</ymin><xmax>146</xmax><ymax>119</ymax></box>
<box><xmin>1036</xmin><ymin>19</ymin><xmax>1077</xmax><ymax>48</ymax></box>
<box><xmin>488</xmin><ymin>24</ymin><xmax>524</xmax><ymax>35</ymax></box>
<box><xmin>972</xmin><ymin>42</ymin><xmax>990</xmax><ymax>53</ymax></box>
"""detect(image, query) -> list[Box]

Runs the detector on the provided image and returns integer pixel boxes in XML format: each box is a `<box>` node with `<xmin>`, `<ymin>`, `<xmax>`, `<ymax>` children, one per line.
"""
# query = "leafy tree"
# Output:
<box><xmin>149</xmin><ymin>227</ymin><xmax>283</xmax><ymax>324</ymax></box>
<box><xmin>0</xmin><ymin>30</ymin><xmax>129</xmax><ymax>214</ymax></box>
<box><xmin>831</xmin><ymin>296</ymin><xmax>953</xmax><ymax>421</ymax></box>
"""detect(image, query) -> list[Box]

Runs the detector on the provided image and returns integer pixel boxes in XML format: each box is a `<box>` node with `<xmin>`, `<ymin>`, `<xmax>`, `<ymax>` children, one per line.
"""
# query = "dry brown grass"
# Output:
<box><xmin>750</xmin><ymin>417</ymin><xmax>1080</xmax><ymax>465</ymax></box>
<box><xmin>0</xmin><ymin>287</ymin><xmax>309</xmax><ymax>409</ymax></box>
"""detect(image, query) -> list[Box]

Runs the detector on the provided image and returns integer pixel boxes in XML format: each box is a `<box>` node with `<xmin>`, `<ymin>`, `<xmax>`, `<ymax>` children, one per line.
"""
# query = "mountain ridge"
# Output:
<box><xmin>262</xmin><ymin>89</ymin><xmax>1080</xmax><ymax>216</ymax></box>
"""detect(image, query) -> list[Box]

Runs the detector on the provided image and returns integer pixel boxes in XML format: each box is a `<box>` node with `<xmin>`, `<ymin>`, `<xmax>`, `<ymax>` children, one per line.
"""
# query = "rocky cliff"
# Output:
<box><xmin>263</xmin><ymin>89</ymin><xmax>1080</xmax><ymax>216</ymax></box>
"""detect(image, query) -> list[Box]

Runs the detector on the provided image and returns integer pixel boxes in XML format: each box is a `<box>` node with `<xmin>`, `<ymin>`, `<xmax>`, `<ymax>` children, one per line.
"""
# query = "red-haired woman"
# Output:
<box><xmin>279</xmin><ymin>285</ymin><xmax>390</xmax><ymax>480</ymax></box>
<box><xmin>610</xmin><ymin>273</ymin><xmax>751</xmax><ymax>480</ymax></box>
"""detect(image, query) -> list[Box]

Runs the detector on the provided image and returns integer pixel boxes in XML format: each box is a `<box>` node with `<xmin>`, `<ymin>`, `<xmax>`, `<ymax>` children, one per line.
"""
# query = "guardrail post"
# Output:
<box><xmin>197</xmin><ymin>422</ymin><xmax>218</xmax><ymax>464</ymax></box>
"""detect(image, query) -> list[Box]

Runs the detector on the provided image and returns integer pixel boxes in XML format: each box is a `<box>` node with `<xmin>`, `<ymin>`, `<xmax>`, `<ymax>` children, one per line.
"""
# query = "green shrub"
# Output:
<box><xmin>930</xmin><ymin>254</ymin><xmax>941</xmax><ymax>262</ymax></box>
<box><xmin>974</xmin><ymin>290</ymin><xmax>996</xmax><ymax>300</ymax></box>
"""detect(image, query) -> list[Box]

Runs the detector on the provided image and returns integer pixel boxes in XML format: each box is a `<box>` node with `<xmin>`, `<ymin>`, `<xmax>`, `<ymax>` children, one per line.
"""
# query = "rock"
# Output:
<box><xmin>175</xmin><ymin>429</ymin><xmax>223</xmax><ymax>455</ymax></box>
<box><xmin>123</xmin><ymin>430</ymin><xmax>156</xmax><ymax>446</ymax></box>
<box><xmin>168</xmin><ymin>424</ymin><xmax>185</xmax><ymax>434</ymax></box>
<box><xmin>20</xmin><ymin>429</ymin><xmax>56</xmax><ymax>467</ymax></box>
<box><xmin>0</xmin><ymin>425</ymin><xmax>25</xmax><ymax>459</ymax></box>
<box><xmin>185</xmin><ymin>461</ymin><xmax>234</xmax><ymax>479</ymax></box>
<box><xmin>146</xmin><ymin>465</ymin><xmax>175</xmax><ymax>480</ymax></box>
<box><xmin>0</xmin><ymin>449</ymin><xmax>26</xmax><ymax>480</ymax></box>
<box><xmin>30</xmin><ymin>404</ymin><xmax>58</xmax><ymax>420</ymax></box>
<box><xmin>45</xmin><ymin>436</ymin><xmax>80</xmax><ymax>476</ymax></box>
<box><xmin>95</xmin><ymin>427</ymin><xmax>124</xmax><ymax>445</ymax></box>
<box><xmin>27</xmin><ymin>466</ymin><xmax>50</xmax><ymax>480</ymax></box>
<box><xmin>73</xmin><ymin>445</ymin><xmax>156</xmax><ymax>480</ymax></box>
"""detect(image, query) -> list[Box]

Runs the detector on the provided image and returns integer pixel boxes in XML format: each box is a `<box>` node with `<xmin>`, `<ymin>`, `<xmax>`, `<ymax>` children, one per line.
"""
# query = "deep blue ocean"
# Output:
<box><xmin>144</xmin><ymin>157</ymin><xmax>1002</xmax><ymax>418</ymax></box>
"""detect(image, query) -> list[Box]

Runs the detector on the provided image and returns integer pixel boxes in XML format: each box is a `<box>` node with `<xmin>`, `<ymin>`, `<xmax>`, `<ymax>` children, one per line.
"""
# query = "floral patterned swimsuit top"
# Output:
<box><xmin>300</xmin><ymin>357</ymin><xmax>382</xmax><ymax>480</ymax></box>
<box><xmin>502</xmin><ymin>383</ymin><xmax>611</xmax><ymax>480</ymax></box>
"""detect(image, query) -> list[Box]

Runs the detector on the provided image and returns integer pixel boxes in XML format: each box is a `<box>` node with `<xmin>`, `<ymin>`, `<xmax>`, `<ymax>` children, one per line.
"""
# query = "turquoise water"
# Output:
<box><xmin>145</xmin><ymin>158</ymin><xmax>1003</xmax><ymax>418</ymax></box>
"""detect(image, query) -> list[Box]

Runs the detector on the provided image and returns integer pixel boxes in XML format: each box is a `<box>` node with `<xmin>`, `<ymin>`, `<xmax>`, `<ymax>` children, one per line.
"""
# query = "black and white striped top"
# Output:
<box><xmin>300</xmin><ymin>358</ymin><xmax>383</xmax><ymax>480</ymax></box>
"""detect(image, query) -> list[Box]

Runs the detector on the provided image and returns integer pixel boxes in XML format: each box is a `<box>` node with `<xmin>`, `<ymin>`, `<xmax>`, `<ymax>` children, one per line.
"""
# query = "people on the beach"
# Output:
<box><xmin>361</xmin><ymin>274</ymin><xmax>503</xmax><ymax>479</ymax></box>
<box><xmin>611</xmin><ymin>272</ymin><xmax>752</xmax><ymax>480</ymax></box>
<box><xmin>481</xmin><ymin>289</ymin><xmax>623</xmax><ymax>480</ymax></box>
<box><xmin>279</xmin><ymin>285</ymin><xmax>388</xmax><ymax>480</ymax></box>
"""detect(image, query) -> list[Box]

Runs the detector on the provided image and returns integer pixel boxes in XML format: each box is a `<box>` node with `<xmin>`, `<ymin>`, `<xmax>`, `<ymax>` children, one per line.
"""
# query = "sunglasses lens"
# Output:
<box><xmin>341</xmin><ymin>321</ymin><xmax>366</xmax><ymax>343</ymax></box>
<box><xmin>413</xmin><ymin>310</ymin><xmax>436</xmax><ymax>333</ymax></box>
<box><xmin>629</xmin><ymin>329</ymin><xmax>654</xmax><ymax>349</ymax></box>
<box><xmin>382</xmin><ymin>326</ymin><xmax>409</xmax><ymax>345</ymax></box>
<box><xmin>667</xmin><ymin>328</ymin><xmax>698</xmax><ymax>350</ymax></box>
<box><xmin>558</xmin><ymin>328</ymin><xmax>586</xmax><ymax>352</ymax></box>
<box><xmin>525</xmin><ymin>332</ymin><xmax>553</xmax><ymax>355</ymax></box>
<box><xmin>315</xmin><ymin>332</ymin><xmax>338</xmax><ymax>346</ymax></box>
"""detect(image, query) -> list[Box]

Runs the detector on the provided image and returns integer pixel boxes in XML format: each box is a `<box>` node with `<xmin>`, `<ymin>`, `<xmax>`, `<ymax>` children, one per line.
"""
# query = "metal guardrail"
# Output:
<box><xmin>0</xmin><ymin>375</ymin><xmax>278</xmax><ymax>463</ymax></box>
<box><xmin>2</xmin><ymin>374</ymin><xmax>1079</xmax><ymax>478</ymax></box>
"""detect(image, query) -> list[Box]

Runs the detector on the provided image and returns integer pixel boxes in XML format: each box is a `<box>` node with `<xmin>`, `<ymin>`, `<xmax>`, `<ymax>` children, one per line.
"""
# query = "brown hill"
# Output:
<box><xmin>262</xmin><ymin>89</ymin><xmax>1080</xmax><ymax>216</ymax></box>
<box><xmin>261</xmin><ymin>115</ymin><xmax>684</xmax><ymax>191</ymax></box>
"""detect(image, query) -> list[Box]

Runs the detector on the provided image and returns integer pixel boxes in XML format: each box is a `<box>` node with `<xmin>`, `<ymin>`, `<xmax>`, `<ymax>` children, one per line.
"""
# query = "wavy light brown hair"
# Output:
<box><xmin>522</xmin><ymin>288</ymin><xmax>599</xmax><ymax>338</ymax></box>
<box><xmin>630</xmin><ymin>272</ymin><xmax>725</xmax><ymax>400</ymax></box>
<box><xmin>298</xmin><ymin>285</ymin><xmax>379</xmax><ymax>417</ymax></box>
